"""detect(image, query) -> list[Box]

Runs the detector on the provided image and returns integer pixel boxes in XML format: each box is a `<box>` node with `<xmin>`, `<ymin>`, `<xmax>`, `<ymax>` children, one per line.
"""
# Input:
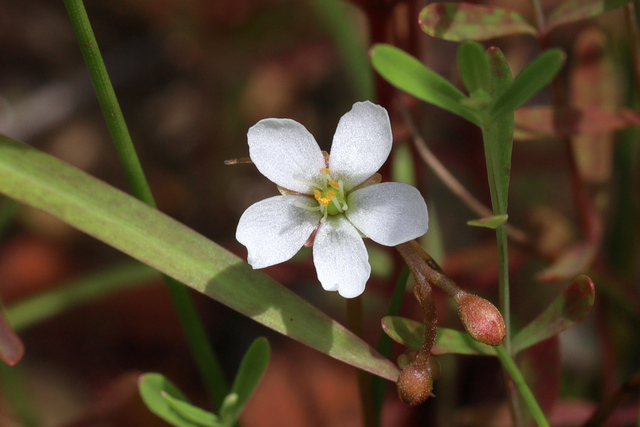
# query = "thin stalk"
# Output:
<box><xmin>625</xmin><ymin>2</ymin><xmax>640</xmax><ymax>102</ymax></box>
<box><xmin>495</xmin><ymin>345</ymin><xmax>550</xmax><ymax>427</ymax></box>
<box><xmin>347</xmin><ymin>297</ymin><xmax>376</xmax><ymax>427</ymax></box>
<box><xmin>372</xmin><ymin>267</ymin><xmax>410</xmax><ymax>424</ymax></box>
<box><xmin>496</xmin><ymin>224</ymin><xmax>511</xmax><ymax>354</ymax></box>
<box><xmin>62</xmin><ymin>0</ymin><xmax>227</xmax><ymax>409</ymax></box>
<box><xmin>528</xmin><ymin>0</ymin><xmax>547</xmax><ymax>35</ymax></box>
<box><xmin>0</xmin><ymin>197</ymin><xmax>19</xmax><ymax>240</ymax></box>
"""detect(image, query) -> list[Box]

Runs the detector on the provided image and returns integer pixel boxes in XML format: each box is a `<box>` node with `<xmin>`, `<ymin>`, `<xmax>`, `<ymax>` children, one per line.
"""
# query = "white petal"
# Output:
<box><xmin>313</xmin><ymin>216</ymin><xmax>371</xmax><ymax>298</ymax></box>
<box><xmin>328</xmin><ymin>101</ymin><xmax>392</xmax><ymax>190</ymax></box>
<box><xmin>236</xmin><ymin>195</ymin><xmax>321</xmax><ymax>269</ymax></box>
<box><xmin>248</xmin><ymin>118</ymin><xmax>325</xmax><ymax>194</ymax></box>
<box><xmin>346</xmin><ymin>182</ymin><xmax>429</xmax><ymax>246</ymax></box>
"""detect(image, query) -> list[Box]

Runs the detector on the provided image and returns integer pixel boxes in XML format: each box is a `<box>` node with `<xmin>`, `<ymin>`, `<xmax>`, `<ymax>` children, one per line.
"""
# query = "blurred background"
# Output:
<box><xmin>0</xmin><ymin>0</ymin><xmax>639</xmax><ymax>425</ymax></box>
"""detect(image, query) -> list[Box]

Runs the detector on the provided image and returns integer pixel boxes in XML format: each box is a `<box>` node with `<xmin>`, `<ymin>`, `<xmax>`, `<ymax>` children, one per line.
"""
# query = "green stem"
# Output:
<box><xmin>495</xmin><ymin>345</ymin><xmax>550</xmax><ymax>427</ymax></box>
<box><xmin>347</xmin><ymin>297</ymin><xmax>376</xmax><ymax>427</ymax></box>
<box><xmin>62</xmin><ymin>0</ymin><xmax>227</xmax><ymax>409</ymax></box>
<box><xmin>496</xmin><ymin>224</ymin><xmax>511</xmax><ymax>354</ymax></box>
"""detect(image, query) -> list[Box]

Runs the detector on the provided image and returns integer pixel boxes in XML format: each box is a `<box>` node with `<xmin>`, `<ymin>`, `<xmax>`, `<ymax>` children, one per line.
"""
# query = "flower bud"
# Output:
<box><xmin>456</xmin><ymin>293</ymin><xmax>506</xmax><ymax>346</ymax></box>
<box><xmin>397</xmin><ymin>353</ymin><xmax>439</xmax><ymax>406</ymax></box>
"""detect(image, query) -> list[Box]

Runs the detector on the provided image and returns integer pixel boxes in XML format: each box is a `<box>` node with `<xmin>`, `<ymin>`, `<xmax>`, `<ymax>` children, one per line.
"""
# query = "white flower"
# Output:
<box><xmin>236</xmin><ymin>101</ymin><xmax>429</xmax><ymax>298</ymax></box>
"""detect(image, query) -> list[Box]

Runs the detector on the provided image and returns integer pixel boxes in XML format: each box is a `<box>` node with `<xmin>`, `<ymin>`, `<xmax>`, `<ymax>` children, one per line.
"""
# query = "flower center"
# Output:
<box><xmin>314</xmin><ymin>167</ymin><xmax>347</xmax><ymax>217</ymax></box>
<box><xmin>294</xmin><ymin>167</ymin><xmax>348</xmax><ymax>220</ymax></box>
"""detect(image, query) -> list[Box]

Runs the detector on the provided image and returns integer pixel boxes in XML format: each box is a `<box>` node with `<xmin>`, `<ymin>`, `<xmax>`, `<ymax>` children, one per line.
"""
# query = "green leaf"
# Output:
<box><xmin>483</xmin><ymin>47</ymin><xmax>514</xmax><ymax>215</ymax></box>
<box><xmin>381</xmin><ymin>316</ymin><xmax>496</xmax><ymax>356</ymax></box>
<box><xmin>220</xmin><ymin>337</ymin><xmax>270</xmax><ymax>424</ymax></box>
<box><xmin>547</xmin><ymin>0</ymin><xmax>632</xmax><ymax>31</ymax></box>
<box><xmin>162</xmin><ymin>393</ymin><xmax>223</xmax><ymax>427</ymax></box>
<box><xmin>0</xmin><ymin>135</ymin><xmax>399</xmax><ymax>382</ymax></box>
<box><xmin>7</xmin><ymin>261</ymin><xmax>158</xmax><ymax>331</ymax></box>
<box><xmin>139</xmin><ymin>373</ymin><xmax>219</xmax><ymax>427</ymax></box>
<box><xmin>490</xmin><ymin>49</ymin><xmax>566</xmax><ymax>123</ymax></box>
<box><xmin>457</xmin><ymin>41</ymin><xmax>491</xmax><ymax>97</ymax></box>
<box><xmin>419</xmin><ymin>3</ymin><xmax>537</xmax><ymax>41</ymax></box>
<box><xmin>371</xmin><ymin>44</ymin><xmax>481</xmax><ymax>126</ymax></box>
<box><xmin>512</xmin><ymin>276</ymin><xmax>595</xmax><ymax>353</ymax></box>
<box><xmin>467</xmin><ymin>214</ymin><xmax>508</xmax><ymax>228</ymax></box>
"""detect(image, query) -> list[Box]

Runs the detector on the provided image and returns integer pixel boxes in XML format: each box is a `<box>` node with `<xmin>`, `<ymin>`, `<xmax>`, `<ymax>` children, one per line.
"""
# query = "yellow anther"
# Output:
<box><xmin>328</xmin><ymin>180</ymin><xmax>339</xmax><ymax>189</ymax></box>
<box><xmin>321</xmin><ymin>167</ymin><xmax>332</xmax><ymax>174</ymax></box>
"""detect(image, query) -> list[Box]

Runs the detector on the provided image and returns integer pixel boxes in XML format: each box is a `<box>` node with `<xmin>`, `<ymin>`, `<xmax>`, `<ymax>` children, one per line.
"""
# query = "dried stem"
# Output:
<box><xmin>583</xmin><ymin>370</ymin><xmax>640</xmax><ymax>427</ymax></box>
<box><xmin>397</xmin><ymin>98</ymin><xmax>531</xmax><ymax>248</ymax></box>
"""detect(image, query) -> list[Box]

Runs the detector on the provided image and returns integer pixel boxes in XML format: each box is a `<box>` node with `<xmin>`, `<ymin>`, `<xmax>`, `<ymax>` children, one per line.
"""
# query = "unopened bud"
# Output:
<box><xmin>456</xmin><ymin>293</ymin><xmax>506</xmax><ymax>346</ymax></box>
<box><xmin>397</xmin><ymin>353</ymin><xmax>439</xmax><ymax>406</ymax></box>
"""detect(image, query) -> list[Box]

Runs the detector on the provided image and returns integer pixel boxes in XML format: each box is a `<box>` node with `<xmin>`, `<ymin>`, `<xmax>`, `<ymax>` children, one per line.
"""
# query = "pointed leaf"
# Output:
<box><xmin>419</xmin><ymin>3</ymin><xmax>537</xmax><ymax>41</ymax></box>
<box><xmin>220</xmin><ymin>337</ymin><xmax>270</xmax><ymax>424</ymax></box>
<box><xmin>139</xmin><ymin>373</ymin><xmax>218</xmax><ymax>427</ymax></box>
<box><xmin>467</xmin><ymin>214</ymin><xmax>508</xmax><ymax>229</ymax></box>
<box><xmin>483</xmin><ymin>47</ymin><xmax>513</xmax><ymax>215</ymax></box>
<box><xmin>371</xmin><ymin>44</ymin><xmax>481</xmax><ymax>126</ymax></box>
<box><xmin>457</xmin><ymin>41</ymin><xmax>492</xmax><ymax>97</ymax></box>
<box><xmin>381</xmin><ymin>316</ymin><xmax>496</xmax><ymax>356</ymax></box>
<box><xmin>0</xmin><ymin>309</ymin><xmax>24</xmax><ymax>366</ymax></box>
<box><xmin>0</xmin><ymin>135</ymin><xmax>399</xmax><ymax>382</ymax></box>
<box><xmin>512</xmin><ymin>275</ymin><xmax>595</xmax><ymax>353</ymax></box>
<box><xmin>490</xmin><ymin>49</ymin><xmax>566</xmax><ymax>123</ymax></box>
<box><xmin>547</xmin><ymin>0</ymin><xmax>632</xmax><ymax>31</ymax></box>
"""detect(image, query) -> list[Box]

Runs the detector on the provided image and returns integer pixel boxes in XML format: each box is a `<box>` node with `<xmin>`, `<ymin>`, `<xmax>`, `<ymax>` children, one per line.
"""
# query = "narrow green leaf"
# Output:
<box><xmin>512</xmin><ymin>275</ymin><xmax>595</xmax><ymax>353</ymax></box>
<box><xmin>162</xmin><ymin>393</ymin><xmax>222</xmax><ymax>427</ymax></box>
<box><xmin>483</xmin><ymin>47</ymin><xmax>514</xmax><ymax>215</ymax></box>
<box><xmin>381</xmin><ymin>317</ymin><xmax>496</xmax><ymax>356</ymax></box>
<box><xmin>419</xmin><ymin>3</ymin><xmax>537</xmax><ymax>41</ymax></box>
<box><xmin>371</xmin><ymin>44</ymin><xmax>481</xmax><ymax>126</ymax></box>
<box><xmin>7</xmin><ymin>262</ymin><xmax>158</xmax><ymax>332</ymax></box>
<box><xmin>467</xmin><ymin>214</ymin><xmax>508</xmax><ymax>229</ymax></box>
<box><xmin>220</xmin><ymin>337</ymin><xmax>270</xmax><ymax>424</ymax></box>
<box><xmin>547</xmin><ymin>0</ymin><xmax>631</xmax><ymax>31</ymax></box>
<box><xmin>0</xmin><ymin>135</ymin><xmax>399</xmax><ymax>382</ymax></box>
<box><xmin>139</xmin><ymin>373</ymin><xmax>211</xmax><ymax>427</ymax></box>
<box><xmin>490</xmin><ymin>49</ymin><xmax>566</xmax><ymax>123</ymax></box>
<box><xmin>457</xmin><ymin>41</ymin><xmax>492</xmax><ymax>97</ymax></box>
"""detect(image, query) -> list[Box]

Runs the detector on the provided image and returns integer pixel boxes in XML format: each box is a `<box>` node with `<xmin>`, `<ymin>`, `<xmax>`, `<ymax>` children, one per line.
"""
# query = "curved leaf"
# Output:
<box><xmin>419</xmin><ymin>3</ymin><xmax>537</xmax><ymax>41</ymax></box>
<box><xmin>0</xmin><ymin>135</ymin><xmax>399</xmax><ymax>382</ymax></box>
<box><xmin>139</xmin><ymin>373</ymin><xmax>220</xmax><ymax>427</ymax></box>
<box><xmin>512</xmin><ymin>275</ymin><xmax>595</xmax><ymax>353</ymax></box>
<box><xmin>371</xmin><ymin>44</ymin><xmax>481</xmax><ymax>126</ymax></box>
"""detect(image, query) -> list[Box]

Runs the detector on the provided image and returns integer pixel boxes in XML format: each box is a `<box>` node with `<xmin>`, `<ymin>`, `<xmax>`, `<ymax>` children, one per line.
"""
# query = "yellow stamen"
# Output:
<box><xmin>328</xmin><ymin>180</ymin><xmax>339</xmax><ymax>189</ymax></box>
<box><xmin>321</xmin><ymin>167</ymin><xmax>331</xmax><ymax>174</ymax></box>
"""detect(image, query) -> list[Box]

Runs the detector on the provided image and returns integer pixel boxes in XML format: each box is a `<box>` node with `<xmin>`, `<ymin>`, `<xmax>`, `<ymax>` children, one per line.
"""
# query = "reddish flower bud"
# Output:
<box><xmin>456</xmin><ymin>293</ymin><xmax>506</xmax><ymax>346</ymax></box>
<box><xmin>397</xmin><ymin>353</ymin><xmax>439</xmax><ymax>406</ymax></box>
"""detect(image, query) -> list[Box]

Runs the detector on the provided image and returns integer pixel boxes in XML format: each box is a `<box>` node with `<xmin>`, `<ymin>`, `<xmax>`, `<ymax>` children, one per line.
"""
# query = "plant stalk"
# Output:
<box><xmin>347</xmin><ymin>297</ymin><xmax>377</xmax><ymax>427</ymax></box>
<box><xmin>495</xmin><ymin>345</ymin><xmax>550</xmax><ymax>427</ymax></box>
<box><xmin>62</xmin><ymin>0</ymin><xmax>227</xmax><ymax>409</ymax></box>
